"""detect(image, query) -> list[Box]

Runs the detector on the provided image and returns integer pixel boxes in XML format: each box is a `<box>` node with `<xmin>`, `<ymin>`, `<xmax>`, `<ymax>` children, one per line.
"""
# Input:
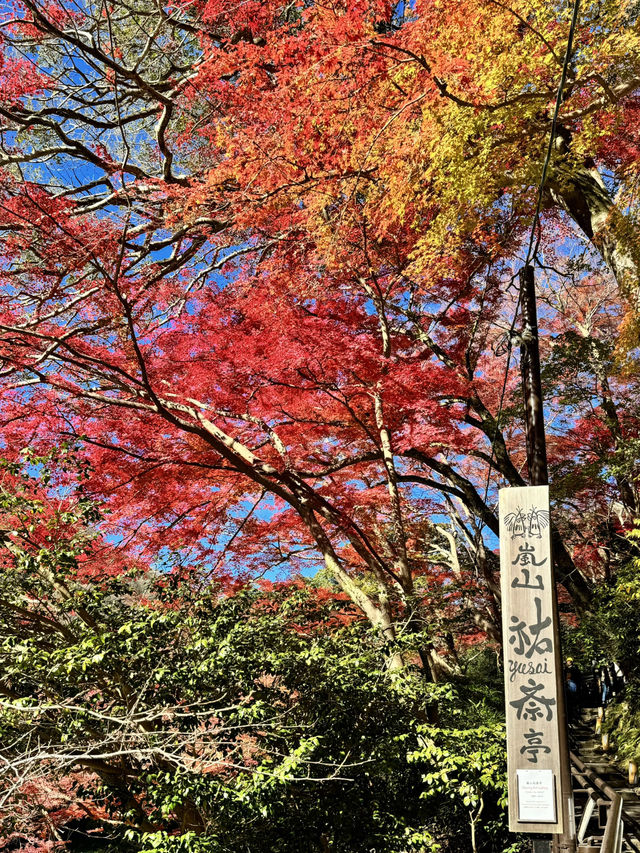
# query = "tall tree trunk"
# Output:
<box><xmin>547</xmin><ymin>148</ymin><xmax>638</xmax><ymax>298</ymax></box>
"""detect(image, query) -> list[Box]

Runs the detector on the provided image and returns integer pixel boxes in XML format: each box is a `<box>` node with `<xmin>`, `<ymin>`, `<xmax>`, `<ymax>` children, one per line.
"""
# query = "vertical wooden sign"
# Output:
<box><xmin>500</xmin><ymin>485</ymin><xmax>563</xmax><ymax>834</ymax></box>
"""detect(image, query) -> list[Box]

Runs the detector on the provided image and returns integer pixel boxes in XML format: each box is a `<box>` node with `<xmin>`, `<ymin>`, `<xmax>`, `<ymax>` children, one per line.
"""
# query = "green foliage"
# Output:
<box><xmin>1</xmin><ymin>573</ymin><xmax>514</xmax><ymax>852</ymax></box>
<box><xmin>0</xmin><ymin>453</ymin><xmax>520</xmax><ymax>852</ymax></box>
<box><xmin>602</xmin><ymin>687</ymin><xmax>640</xmax><ymax>763</ymax></box>
<box><xmin>563</xmin><ymin>543</ymin><xmax>640</xmax><ymax>673</ymax></box>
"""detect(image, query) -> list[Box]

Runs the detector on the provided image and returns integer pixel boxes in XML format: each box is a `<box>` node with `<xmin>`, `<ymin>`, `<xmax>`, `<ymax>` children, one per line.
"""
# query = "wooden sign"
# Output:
<box><xmin>500</xmin><ymin>485</ymin><xmax>563</xmax><ymax>834</ymax></box>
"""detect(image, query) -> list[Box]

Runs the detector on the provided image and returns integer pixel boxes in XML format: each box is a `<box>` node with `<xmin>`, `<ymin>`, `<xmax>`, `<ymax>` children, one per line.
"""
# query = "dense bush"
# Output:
<box><xmin>1</xmin><ymin>569</ymin><xmax>516</xmax><ymax>853</ymax></box>
<box><xmin>0</xmin><ymin>454</ymin><xmax>521</xmax><ymax>852</ymax></box>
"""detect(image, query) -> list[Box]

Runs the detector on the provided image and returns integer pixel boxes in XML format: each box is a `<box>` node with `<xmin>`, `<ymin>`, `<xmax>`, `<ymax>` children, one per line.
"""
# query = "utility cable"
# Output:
<box><xmin>524</xmin><ymin>0</ymin><xmax>582</xmax><ymax>267</ymax></box>
<box><xmin>475</xmin><ymin>0</ymin><xmax>581</xmax><ymax>541</ymax></box>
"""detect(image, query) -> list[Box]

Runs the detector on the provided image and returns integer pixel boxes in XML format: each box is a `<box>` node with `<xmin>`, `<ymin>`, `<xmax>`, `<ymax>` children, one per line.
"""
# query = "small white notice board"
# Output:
<box><xmin>516</xmin><ymin>768</ymin><xmax>557</xmax><ymax>823</ymax></box>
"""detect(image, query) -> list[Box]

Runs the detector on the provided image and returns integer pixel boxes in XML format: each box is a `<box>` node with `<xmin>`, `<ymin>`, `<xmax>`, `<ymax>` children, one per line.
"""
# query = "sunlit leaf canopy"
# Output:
<box><xmin>0</xmin><ymin>0</ymin><xmax>639</xmax><ymax>637</ymax></box>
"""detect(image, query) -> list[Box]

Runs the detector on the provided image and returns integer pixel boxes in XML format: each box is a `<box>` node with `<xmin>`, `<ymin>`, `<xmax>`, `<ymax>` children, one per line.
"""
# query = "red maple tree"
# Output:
<box><xmin>1</xmin><ymin>0</ymin><xmax>639</xmax><ymax>665</ymax></box>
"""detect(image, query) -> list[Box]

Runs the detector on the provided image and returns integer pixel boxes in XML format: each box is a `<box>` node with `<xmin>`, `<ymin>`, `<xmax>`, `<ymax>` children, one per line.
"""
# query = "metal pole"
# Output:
<box><xmin>519</xmin><ymin>265</ymin><xmax>576</xmax><ymax>853</ymax></box>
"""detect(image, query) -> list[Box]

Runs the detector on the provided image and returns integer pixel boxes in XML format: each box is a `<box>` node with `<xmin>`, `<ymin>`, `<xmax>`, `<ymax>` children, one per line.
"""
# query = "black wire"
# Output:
<box><xmin>476</xmin><ymin>0</ymin><xmax>581</xmax><ymax>539</ymax></box>
<box><xmin>525</xmin><ymin>0</ymin><xmax>582</xmax><ymax>267</ymax></box>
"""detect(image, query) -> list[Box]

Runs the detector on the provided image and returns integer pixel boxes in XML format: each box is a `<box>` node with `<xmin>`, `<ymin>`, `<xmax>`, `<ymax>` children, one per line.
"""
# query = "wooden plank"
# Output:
<box><xmin>500</xmin><ymin>485</ymin><xmax>563</xmax><ymax>833</ymax></box>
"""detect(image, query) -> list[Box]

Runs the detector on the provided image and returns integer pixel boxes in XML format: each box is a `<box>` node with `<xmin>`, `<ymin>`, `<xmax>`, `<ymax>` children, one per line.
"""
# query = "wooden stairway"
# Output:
<box><xmin>570</xmin><ymin>708</ymin><xmax>640</xmax><ymax>852</ymax></box>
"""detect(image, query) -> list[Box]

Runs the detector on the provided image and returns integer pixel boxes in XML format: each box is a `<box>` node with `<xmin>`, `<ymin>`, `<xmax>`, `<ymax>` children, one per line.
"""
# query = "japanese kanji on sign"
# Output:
<box><xmin>500</xmin><ymin>485</ymin><xmax>563</xmax><ymax>834</ymax></box>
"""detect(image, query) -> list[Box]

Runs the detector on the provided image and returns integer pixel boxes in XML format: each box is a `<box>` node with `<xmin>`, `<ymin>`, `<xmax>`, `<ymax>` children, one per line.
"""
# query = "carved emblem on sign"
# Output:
<box><xmin>504</xmin><ymin>507</ymin><xmax>550</xmax><ymax>539</ymax></box>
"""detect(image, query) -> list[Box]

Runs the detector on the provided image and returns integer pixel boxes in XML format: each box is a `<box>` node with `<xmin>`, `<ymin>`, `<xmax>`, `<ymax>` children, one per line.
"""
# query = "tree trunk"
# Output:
<box><xmin>547</xmin><ymin>150</ymin><xmax>638</xmax><ymax>298</ymax></box>
<box><xmin>552</xmin><ymin>530</ymin><xmax>592</xmax><ymax>611</ymax></box>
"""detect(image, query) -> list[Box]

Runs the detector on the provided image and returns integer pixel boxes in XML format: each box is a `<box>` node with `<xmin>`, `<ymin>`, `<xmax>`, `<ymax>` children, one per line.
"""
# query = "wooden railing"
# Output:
<box><xmin>571</xmin><ymin>751</ymin><xmax>639</xmax><ymax>853</ymax></box>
